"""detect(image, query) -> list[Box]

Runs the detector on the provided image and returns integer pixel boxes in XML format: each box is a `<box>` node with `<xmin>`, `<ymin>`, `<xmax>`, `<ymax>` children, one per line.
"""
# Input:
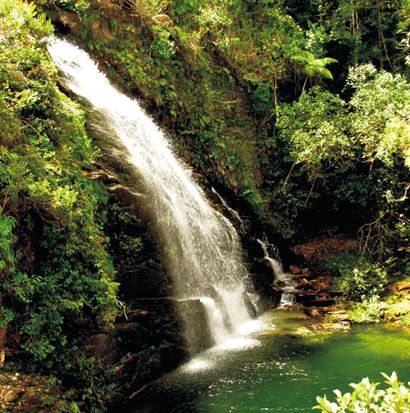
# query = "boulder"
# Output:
<box><xmin>152</xmin><ymin>14</ymin><xmax>174</xmax><ymax>27</ymax></box>
<box><xmin>389</xmin><ymin>280</ymin><xmax>410</xmax><ymax>294</ymax></box>
<box><xmin>83</xmin><ymin>334</ymin><xmax>121</xmax><ymax>367</ymax></box>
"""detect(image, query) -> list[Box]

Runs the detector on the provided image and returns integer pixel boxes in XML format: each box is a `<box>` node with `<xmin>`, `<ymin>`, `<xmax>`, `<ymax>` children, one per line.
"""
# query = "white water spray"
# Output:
<box><xmin>48</xmin><ymin>39</ymin><xmax>256</xmax><ymax>352</ymax></box>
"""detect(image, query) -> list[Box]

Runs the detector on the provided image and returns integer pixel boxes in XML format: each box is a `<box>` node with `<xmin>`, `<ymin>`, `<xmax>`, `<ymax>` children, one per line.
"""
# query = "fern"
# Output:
<box><xmin>292</xmin><ymin>51</ymin><xmax>337</xmax><ymax>91</ymax></box>
<box><xmin>0</xmin><ymin>211</ymin><xmax>16</xmax><ymax>271</ymax></box>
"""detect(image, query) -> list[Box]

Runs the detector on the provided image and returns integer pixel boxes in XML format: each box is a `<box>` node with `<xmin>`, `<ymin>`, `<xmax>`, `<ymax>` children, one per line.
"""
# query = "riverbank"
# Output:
<box><xmin>295</xmin><ymin>271</ymin><xmax>410</xmax><ymax>329</ymax></box>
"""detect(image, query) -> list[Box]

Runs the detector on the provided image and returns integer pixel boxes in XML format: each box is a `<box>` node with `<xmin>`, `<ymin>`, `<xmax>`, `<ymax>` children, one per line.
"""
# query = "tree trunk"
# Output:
<box><xmin>376</xmin><ymin>0</ymin><xmax>392</xmax><ymax>69</ymax></box>
<box><xmin>284</xmin><ymin>161</ymin><xmax>297</xmax><ymax>186</ymax></box>
<box><xmin>302</xmin><ymin>77</ymin><xmax>308</xmax><ymax>93</ymax></box>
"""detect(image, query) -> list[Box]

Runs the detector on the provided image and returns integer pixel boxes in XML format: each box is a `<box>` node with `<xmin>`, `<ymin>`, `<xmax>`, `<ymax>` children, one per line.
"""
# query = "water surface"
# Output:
<box><xmin>129</xmin><ymin>309</ymin><xmax>410</xmax><ymax>412</ymax></box>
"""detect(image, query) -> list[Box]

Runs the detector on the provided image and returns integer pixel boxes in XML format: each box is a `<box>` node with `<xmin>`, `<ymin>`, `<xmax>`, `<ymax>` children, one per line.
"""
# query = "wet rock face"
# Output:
<box><xmin>100</xmin><ymin>196</ymin><xmax>187</xmax><ymax>401</ymax></box>
<box><xmin>112</xmin><ymin>298</ymin><xmax>187</xmax><ymax>402</ymax></box>
<box><xmin>294</xmin><ymin>273</ymin><xmax>336</xmax><ymax>307</ymax></box>
<box><xmin>104</xmin><ymin>195</ymin><xmax>172</xmax><ymax>300</ymax></box>
<box><xmin>176</xmin><ymin>299</ymin><xmax>213</xmax><ymax>355</ymax></box>
<box><xmin>50</xmin><ymin>179</ymin><xmax>182</xmax><ymax>405</ymax></box>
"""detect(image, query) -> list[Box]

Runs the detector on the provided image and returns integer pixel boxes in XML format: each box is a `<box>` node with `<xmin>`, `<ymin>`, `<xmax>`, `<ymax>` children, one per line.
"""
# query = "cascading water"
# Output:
<box><xmin>48</xmin><ymin>39</ymin><xmax>256</xmax><ymax>353</ymax></box>
<box><xmin>257</xmin><ymin>239</ymin><xmax>296</xmax><ymax>306</ymax></box>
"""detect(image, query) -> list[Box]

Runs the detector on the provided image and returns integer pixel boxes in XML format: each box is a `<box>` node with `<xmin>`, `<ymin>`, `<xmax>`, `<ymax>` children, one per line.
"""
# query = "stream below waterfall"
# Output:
<box><xmin>127</xmin><ymin>309</ymin><xmax>410</xmax><ymax>413</ymax></box>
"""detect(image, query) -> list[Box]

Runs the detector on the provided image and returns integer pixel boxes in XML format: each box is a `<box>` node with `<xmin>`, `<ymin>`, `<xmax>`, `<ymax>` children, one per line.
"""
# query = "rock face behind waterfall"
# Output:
<box><xmin>49</xmin><ymin>39</ymin><xmax>255</xmax><ymax>348</ymax></box>
<box><xmin>48</xmin><ymin>40</ymin><xmax>262</xmax><ymax>403</ymax></box>
<box><xmin>84</xmin><ymin>165</ymin><xmax>213</xmax><ymax>404</ymax></box>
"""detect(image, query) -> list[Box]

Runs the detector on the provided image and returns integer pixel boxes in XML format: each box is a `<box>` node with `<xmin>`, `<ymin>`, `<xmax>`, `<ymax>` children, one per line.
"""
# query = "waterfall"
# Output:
<box><xmin>257</xmin><ymin>239</ymin><xmax>296</xmax><ymax>306</ymax></box>
<box><xmin>48</xmin><ymin>39</ymin><xmax>255</xmax><ymax>353</ymax></box>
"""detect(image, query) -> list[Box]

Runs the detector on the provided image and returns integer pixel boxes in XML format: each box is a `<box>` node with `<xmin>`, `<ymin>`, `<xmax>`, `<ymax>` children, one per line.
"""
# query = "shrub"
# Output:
<box><xmin>347</xmin><ymin>297</ymin><xmax>387</xmax><ymax>323</ymax></box>
<box><xmin>314</xmin><ymin>372</ymin><xmax>410</xmax><ymax>412</ymax></box>
<box><xmin>325</xmin><ymin>254</ymin><xmax>388</xmax><ymax>301</ymax></box>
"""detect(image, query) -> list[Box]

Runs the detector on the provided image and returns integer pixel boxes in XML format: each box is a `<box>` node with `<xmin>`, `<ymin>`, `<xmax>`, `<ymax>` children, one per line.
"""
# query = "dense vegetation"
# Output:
<box><xmin>39</xmin><ymin>0</ymin><xmax>409</xmax><ymax>242</ymax></box>
<box><xmin>0</xmin><ymin>0</ymin><xmax>409</xmax><ymax>411</ymax></box>
<box><xmin>41</xmin><ymin>0</ymin><xmax>408</xmax><ymax>306</ymax></box>
<box><xmin>315</xmin><ymin>372</ymin><xmax>410</xmax><ymax>412</ymax></box>
<box><xmin>0</xmin><ymin>1</ymin><xmax>120</xmax><ymax>409</ymax></box>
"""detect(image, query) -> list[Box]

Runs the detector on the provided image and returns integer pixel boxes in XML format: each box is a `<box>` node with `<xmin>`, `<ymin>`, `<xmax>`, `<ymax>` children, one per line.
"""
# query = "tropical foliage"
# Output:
<box><xmin>0</xmin><ymin>0</ymin><xmax>409</xmax><ymax>410</ymax></box>
<box><xmin>314</xmin><ymin>372</ymin><xmax>410</xmax><ymax>412</ymax></box>
<box><xmin>0</xmin><ymin>0</ymin><xmax>119</xmax><ymax>408</ymax></box>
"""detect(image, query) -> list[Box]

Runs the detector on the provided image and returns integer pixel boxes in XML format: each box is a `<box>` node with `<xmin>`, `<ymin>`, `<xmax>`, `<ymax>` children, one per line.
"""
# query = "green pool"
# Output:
<box><xmin>129</xmin><ymin>309</ymin><xmax>410</xmax><ymax>412</ymax></box>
